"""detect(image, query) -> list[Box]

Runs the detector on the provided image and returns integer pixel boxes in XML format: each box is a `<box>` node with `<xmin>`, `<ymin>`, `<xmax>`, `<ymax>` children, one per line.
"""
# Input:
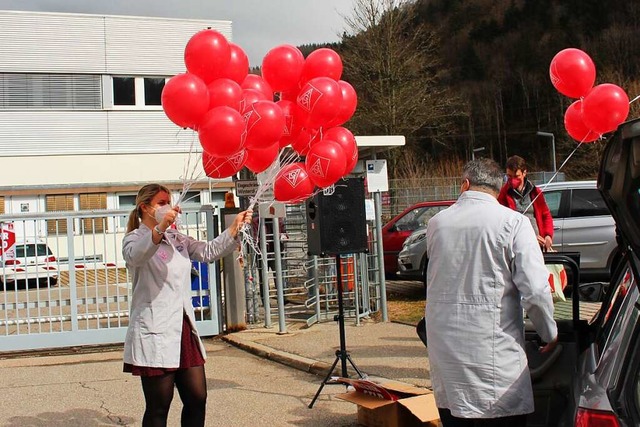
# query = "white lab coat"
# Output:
<box><xmin>122</xmin><ymin>224</ymin><xmax>237</xmax><ymax>368</ymax></box>
<box><xmin>425</xmin><ymin>191</ymin><xmax>557</xmax><ymax>418</ymax></box>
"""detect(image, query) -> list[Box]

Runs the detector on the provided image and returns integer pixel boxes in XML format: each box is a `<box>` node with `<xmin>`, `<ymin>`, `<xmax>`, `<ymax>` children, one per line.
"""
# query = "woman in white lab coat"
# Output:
<box><xmin>122</xmin><ymin>183</ymin><xmax>251</xmax><ymax>427</ymax></box>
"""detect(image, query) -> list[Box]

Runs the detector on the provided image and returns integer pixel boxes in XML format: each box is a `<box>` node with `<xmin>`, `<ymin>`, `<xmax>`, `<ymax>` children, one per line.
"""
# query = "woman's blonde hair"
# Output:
<box><xmin>126</xmin><ymin>184</ymin><xmax>171</xmax><ymax>232</ymax></box>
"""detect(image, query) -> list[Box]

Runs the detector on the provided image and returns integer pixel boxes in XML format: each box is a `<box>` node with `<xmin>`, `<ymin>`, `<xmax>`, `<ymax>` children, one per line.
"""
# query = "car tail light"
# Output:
<box><xmin>42</xmin><ymin>266</ymin><xmax>57</xmax><ymax>271</ymax></box>
<box><xmin>14</xmin><ymin>268</ymin><xmax>25</xmax><ymax>272</ymax></box>
<box><xmin>45</xmin><ymin>256</ymin><xmax>56</xmax><ymax>263</ymax></box>
<box><xmin>575</xmin><ymin>408</ymin><xmax>620</xmax><ymax>427</ymax></box>
<box><xmin>4</xmin><ymin>259</ymin><xmax>21</xmax><ymax>265</ymax></box>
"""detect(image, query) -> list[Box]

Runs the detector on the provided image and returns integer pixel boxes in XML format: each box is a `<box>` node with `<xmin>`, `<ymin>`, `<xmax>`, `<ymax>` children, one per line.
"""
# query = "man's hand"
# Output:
<box><xmin>540</xmin><ymin>336</ymin><xmax>558</xmax><ymax>354</ymax></box>
<box><xmin>538</xmin><ymin>235</ymin><xmax>553</xmax><ymax>252</ymax></box>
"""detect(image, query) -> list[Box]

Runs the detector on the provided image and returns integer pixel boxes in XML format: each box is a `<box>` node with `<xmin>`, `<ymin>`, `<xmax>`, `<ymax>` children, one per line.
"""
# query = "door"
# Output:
<box><xmin>562</xmin><ymin>188</ymin><xmax>616</xmax><ymax>271</ymax></box>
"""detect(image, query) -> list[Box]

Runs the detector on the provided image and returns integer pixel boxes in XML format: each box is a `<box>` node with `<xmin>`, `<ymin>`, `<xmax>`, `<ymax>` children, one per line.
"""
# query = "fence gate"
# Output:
<box><xmin>0</xmin><ymin>206</ymin><xmax>221</xmax><ymax>352</ymax></box>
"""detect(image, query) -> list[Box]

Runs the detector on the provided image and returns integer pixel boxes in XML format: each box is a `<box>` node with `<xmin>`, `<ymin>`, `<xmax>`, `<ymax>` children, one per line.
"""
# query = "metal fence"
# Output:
<box><xmin>0</xmin><ymin>207</ymin><xmax>221</xmax><ymax>352</ymax></box>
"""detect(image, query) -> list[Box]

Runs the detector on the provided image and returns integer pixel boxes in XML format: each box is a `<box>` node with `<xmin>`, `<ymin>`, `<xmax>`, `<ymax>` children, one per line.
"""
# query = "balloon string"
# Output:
<box><xmin>630</xmin><ymin>94</ymin><xmax>640</xmax><ymax>104</ymax></box>
<box><xmin>523</xmin><ymin>139</ymin><xmax>587</xmax><ymax>213</ymax></box>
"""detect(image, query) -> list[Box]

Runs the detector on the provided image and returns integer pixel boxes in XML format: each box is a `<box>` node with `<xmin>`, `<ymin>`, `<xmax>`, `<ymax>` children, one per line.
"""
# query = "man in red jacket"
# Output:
<box><xmin>498</xmin><ymin>155</ymin><xmax>554</xmax><ymax>251</ymax></box>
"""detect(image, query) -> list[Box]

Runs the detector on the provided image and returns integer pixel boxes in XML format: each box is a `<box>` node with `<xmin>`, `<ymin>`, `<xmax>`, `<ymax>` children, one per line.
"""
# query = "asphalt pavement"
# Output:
<box><xmin>0</xmin><ymin>300</ymin><xmax>430</xmax><ymax>426</ymax></box>
<box><xmin>0</xmin><ymin>279</ymin><xmax>600</xmax><ymax>426</ymax></box>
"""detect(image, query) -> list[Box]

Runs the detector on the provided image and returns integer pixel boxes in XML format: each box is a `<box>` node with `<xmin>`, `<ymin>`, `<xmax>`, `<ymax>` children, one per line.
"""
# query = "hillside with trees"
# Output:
<box><xmin>333</xmin><ymin>0</ymin><xmax>640</xmax><ymax>179</ymax></box>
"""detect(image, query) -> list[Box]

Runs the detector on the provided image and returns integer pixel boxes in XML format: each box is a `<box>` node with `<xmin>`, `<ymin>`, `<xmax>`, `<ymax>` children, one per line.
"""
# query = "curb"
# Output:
<box><xmin>220</xmin><ymin>334</ymin><xmax>333</xmax><ymax>376</ymax></box>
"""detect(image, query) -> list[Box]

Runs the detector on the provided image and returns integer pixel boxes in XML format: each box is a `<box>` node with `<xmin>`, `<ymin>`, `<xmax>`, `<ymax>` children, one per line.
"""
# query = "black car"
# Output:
<box><xmin>524</xmin><ymin>117</ymin><xmax>640</xmax><ymax>426</ymax></box>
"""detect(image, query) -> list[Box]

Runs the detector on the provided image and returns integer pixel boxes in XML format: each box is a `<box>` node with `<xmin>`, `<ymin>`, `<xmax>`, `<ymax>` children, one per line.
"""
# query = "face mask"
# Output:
<box><xmin>510</xmin><ymin>178</ymin><xmax>522</xmax><ymax>189</ymax></box>
<box><xmin>153</xmin><ymin>204</ymin><xmax>172</xmax><ymax>223</ymax></box>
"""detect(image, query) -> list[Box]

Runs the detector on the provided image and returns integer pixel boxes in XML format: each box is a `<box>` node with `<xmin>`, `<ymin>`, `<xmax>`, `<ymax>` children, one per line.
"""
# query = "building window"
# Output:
<box><xmin>113</xmin><ymin>77</ymin><xmax>135</xmax><ymax>106</ymax></box>
<box><xmin>0</xmin><ymin>73</ymin><xmax>102</xmax><ymax>109</ymax></box>
<box><xmin>46</xmin><ymin>194</ymin><xmax>74</xmax><ymax>234</ymax></box>
<box><xmin>0</xmin><ymin>196</ymin><xmax>4</xmax><ymax>215</ymax></box>
<box><xmin>144</xmin><ymin>78</ymin><xmax>165</xmax><ymax>106</ymax></box>
<box><xmin>111</xmin><ymin>76</ymin><xmax>168</xmax><ymax>108</ymax></box>
<box><xmin>79</xmin><ymin>193</ymin><xmax>107</xmax><ymax>233</ymax></box>
<box><xmin>118</xmin><ymin>194</ymin><xmax>137</xmax><ymax>228</ymax></box>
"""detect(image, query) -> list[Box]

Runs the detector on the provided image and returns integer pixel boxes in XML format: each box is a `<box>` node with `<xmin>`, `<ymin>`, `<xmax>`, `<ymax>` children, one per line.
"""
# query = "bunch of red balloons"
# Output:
<box><xmin>550</xmin><ymin>48</ymin><xmax>630</xmax><ymax>142</ymax></box>
<box><xmin>161</xmin><ymin>29</ymin><xmax>359</xmax><ymax>204</ymax></box>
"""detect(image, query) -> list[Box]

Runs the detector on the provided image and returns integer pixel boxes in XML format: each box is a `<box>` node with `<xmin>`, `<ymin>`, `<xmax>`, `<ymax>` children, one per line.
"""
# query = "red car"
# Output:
<box><xmin>381</xmin><ymin>200</ymin><xmax>454</xmax><ymax>276</ymax></box>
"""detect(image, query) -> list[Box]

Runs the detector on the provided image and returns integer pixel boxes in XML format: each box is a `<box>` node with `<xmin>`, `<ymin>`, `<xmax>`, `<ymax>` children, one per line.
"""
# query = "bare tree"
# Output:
<box><xmin>339</xmin><ymin>0</ymin><xmax>465</xmax><ymax>174</ymax></box>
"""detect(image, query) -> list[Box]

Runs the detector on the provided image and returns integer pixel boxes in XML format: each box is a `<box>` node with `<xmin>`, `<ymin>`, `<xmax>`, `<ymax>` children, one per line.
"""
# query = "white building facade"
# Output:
<box><xmin>0</xmin><ymin>10</ymin><xmax>235</xmax><ymax>225</ymax></box>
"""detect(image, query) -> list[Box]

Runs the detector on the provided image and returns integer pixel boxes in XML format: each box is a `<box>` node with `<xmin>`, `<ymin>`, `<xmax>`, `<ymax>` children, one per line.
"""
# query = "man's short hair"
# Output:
<box><xmin>462</xmin><ymin>158</ymin><xmax>504</xmax><ymax>193</ymax></box>
<box><xmin>506</xmin><ymin>155</ymin><xmax>527</xmax><ymax>172</ymax></box>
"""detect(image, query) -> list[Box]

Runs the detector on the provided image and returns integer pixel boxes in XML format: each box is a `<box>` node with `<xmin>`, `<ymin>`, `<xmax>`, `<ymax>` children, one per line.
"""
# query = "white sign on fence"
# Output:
<box><xmin>235</xmin><ymin>180</ymin><xmax>259</xmax><ymax>197</ymax></box>
<box><xmin>366</xmin><ymin>160</ymin><xmax>389</xmax><ymax>192</ymax></box>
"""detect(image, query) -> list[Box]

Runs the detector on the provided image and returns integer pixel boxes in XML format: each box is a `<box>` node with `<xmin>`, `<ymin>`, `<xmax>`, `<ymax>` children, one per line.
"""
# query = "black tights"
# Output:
<box><xmin>140</xmin><ymin>365</ymin><xmax>207</xmax><ymax>427</ymax></box>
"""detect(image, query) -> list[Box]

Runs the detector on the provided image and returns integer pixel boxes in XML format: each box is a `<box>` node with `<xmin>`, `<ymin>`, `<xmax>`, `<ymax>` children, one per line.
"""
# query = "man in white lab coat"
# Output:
<box><xmin>425</xmin><ymin>158</ymin><xmax>558</xmax><ymax>427</ymax></box>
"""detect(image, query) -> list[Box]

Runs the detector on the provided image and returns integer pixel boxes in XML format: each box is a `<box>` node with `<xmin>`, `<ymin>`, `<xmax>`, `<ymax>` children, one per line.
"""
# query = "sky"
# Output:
<box><xmin>0</xmin><ymin>0</ymin><xmax>354</xmax><ymax>66</ymax></box>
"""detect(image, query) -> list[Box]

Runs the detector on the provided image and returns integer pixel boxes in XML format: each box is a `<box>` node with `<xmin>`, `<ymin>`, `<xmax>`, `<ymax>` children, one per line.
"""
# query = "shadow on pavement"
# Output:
<box><xmin>3</xmin><ymin>408</ymin><xmax>134</xmax><ymax>427</ymax></box>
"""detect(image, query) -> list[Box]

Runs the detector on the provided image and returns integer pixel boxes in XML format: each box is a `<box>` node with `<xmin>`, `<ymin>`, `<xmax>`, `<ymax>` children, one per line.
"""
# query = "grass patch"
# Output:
<box><xmin>386</xmin><ymin>287</ymin><xmax>425</xmax><ymax>326</ymax></box>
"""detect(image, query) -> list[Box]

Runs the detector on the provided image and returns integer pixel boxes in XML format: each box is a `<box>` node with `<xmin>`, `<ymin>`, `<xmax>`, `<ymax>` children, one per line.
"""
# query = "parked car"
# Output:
<box><xmin>541</xmin><ymin>180</ymin><xmax>618</xmax><ymax>282</ymax></box>
<box><xmin>398</xmin><ymin>180</ymin><xmax>618</xmax><ymax>287</ymax></box>
<box><xmin>0</xmin><ymin>240</ymin><xmax>58</xmax><ymax>288</ymax></box>
<box><xmin>382</xmin><ymin>200</ymin><xmax>453</xmax><ymax>276</ymax></box>
<box><xmin>526</xmin><ymin>118</ymin><xmax>640</xmax><ymax>426</ymax></box>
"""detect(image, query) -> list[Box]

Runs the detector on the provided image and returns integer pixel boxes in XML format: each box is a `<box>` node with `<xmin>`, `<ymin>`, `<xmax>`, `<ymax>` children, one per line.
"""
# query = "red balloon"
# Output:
<box><xmin>245</xmin><ymin>143</ymin><xmax>280</xmax><ymax>174</ymax></box>
<box><xmin>221</xmin><ymin>43</ymin><xmax>249</xmax><ymax>84</ymax></box>
<box><xmin>327</xmin><ymin>80</ymin><xmax>358</xmax><ymax>127</ymax></box>
<box><xmin>323</xmin><ymin>127</ymin><xmax>358</xmax><ymax>173</ymax></box>
<box><xmin>262</xmin><ymin>44</ymin><xmax>305</xmax><ymax>92</ymax></box>
<box><xmin>240</xmin><ymin>88</ymin><xmax>269</xmax><ymax>113</ymax></box>
<box><xmin>582</xmin><ymin>83</ymin><xmax>630</xmax><ymax>134</ymax></box>
<box><xmin>241</xmin><ymin>74</ymin><xmax>273</xmax><ymax>100</ymax></box>
<box><xmin>198</xmin><ymin>107</ymin><xmax>246</xmax><ymax>157</ymax></box>
<box><xmin>300</xmin><ymin>48</ymin><xmax>343</xmax><ymax>82</ymax></box>
<box><xmin>279</xmin><ymin>90</ymin><xmax>298</xmax><ymax>102</ymax></box>
<box><xmin>305</xmin><ymin>140</ymin><xmax>347</xmax><ymax>188</ymax></box>
<box><xmin>184</xmin><ymin>29</ymin><xmax>231</xmax><ymax>84</ymax></box>
<box><xmin>243</xmin><ymin>100</ymin><xmax>286</xmax><ymax>150</ymax></box>
<box><xmin>275</xmin><ymin>100</ymin><xmax>296</xmax><ymax>147</ymax></box>
<box><xmin>564</xmin><ymin>100</ymin><xmax>599</xmax><ymax>143</ymax></box>
<box><xmin>202</xmin><ymin>150</ymin><xmax>247</xmax><ymax>179</ymax></box>
<box><xmin>296</xmin><ymin>77</ymin><xmax>341</xmax><ymax>128</ymax></box>
<box><xmin>273</xmin><ymin>162</ymin><xmax>315</xmax><ymax>203</ymax></box>
<box><xmin>291</xmin><ymin>127</ymin><xmax>320</xmax><ymax>156</ymax></box>
<box><xmin>161</xmin><ymin>73</ymin><xmax>209</xmax><ymax>129</ymax></box>
<box><xmin>207</xmin><ymin>78</ymin><xmax>242</xmax><ymax>111</ymax></box>
<box><xmin>549</xmin><ymin>48</ymin><xmax>596</xmax><ymax>99</ymax></box>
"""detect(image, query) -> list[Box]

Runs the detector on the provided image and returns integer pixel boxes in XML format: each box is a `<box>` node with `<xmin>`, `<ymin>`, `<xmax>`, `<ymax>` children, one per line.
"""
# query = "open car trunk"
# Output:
<box><xmin>526</xmin><ymin>252</ymin><xmax>593</xmax><ymax>427</ymax></box>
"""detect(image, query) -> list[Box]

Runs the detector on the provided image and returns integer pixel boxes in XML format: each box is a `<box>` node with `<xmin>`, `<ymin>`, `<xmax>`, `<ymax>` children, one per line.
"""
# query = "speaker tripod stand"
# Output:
<box><xmin>308</xmin><ymin>254</ymin><xmax>365</xmax><ymax>409</ymax></box>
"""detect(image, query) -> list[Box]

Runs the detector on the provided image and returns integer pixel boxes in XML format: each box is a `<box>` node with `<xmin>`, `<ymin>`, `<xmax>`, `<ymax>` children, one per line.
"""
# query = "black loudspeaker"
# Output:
<box><xmin>306</xmin><ymin>177</ymin><xmax>367</xmax><ymax>256</ymax></box>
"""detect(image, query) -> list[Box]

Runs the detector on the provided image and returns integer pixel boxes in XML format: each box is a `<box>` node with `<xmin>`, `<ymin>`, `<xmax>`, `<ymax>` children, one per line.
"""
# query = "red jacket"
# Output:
<box><xmin>497</xmin><ymin>183</ymin><xmax>554</xmax><ymax>238</ymax></box>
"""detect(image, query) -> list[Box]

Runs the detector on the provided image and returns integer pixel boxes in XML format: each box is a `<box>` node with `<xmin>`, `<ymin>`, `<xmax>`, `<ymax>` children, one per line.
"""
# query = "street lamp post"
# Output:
<box><xmin>471</xmin><ymin>147</ymin><xmax>485</xmax><ymax>160</ymax></box>
<box><xmin>536</xmin><ymin>131</ymin><xmax>556</xmax><ymax>172</ymax></box>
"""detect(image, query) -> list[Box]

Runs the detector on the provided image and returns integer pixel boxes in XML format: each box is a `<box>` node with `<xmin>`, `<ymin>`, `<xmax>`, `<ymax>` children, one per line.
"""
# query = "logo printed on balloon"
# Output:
<box><xmin>229</xmin><ymin>151</ymin><xmax>247</xmax><ymax>169</ymax></box>
<box><xmin>243</xmin><ymin>107</ymin><xmax>262</xmax><ymax>134</ymax></box>
<box><xmin>297</xmin><ymin>86</ymin><xmax>323</xmax><ymax>113</ymax></box>
<box><xmin>284</xmin><ymin>168</ymin><xmax>303</xmax><ymax>187</ymax></box>
<box><xmin>308</xmin><ymin>156</ymin><xmax>332</xmax><ymax>179</ymax></box>
<box><xmin>282</xmin><ymin>114</ymin><xmax>293</xmax><ymax>137</ymax></box>
<box><xmin>549</xmin><ymin>63</ymin><xmax>561</xmax><ymax>87</ymax></box>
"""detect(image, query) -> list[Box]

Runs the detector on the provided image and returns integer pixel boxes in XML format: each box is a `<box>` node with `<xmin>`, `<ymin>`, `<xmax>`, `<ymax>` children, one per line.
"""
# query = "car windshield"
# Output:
<box><xmin>14</xmin><ymin>244</ymin><xmax>51</xmax><ymax>258</ymax></box>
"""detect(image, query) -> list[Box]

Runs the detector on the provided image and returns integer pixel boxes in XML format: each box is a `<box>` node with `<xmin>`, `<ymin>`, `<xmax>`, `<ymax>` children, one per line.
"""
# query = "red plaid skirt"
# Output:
<box><xmin>123</xmin><ymin>313</ymin><xmax>205</xmax><ymax>377</ymax></box>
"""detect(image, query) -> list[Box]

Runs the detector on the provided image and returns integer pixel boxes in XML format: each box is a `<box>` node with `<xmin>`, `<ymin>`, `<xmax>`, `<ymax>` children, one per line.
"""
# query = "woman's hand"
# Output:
<box><xmin>158</xmin><ymin>206</ymin><xmax>180</xmax><ymax>232</ymax></box>
<box><xmin>230</xmin><ymin>209</ymin><xmax>253</xmax><ymax>238</ymax></box>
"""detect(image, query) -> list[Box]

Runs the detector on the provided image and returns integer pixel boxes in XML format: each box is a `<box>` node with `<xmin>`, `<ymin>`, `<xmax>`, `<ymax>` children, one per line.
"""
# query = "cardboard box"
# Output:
<box><xmin>335</xmin><ymin>378</ymin><xmax>440</xmax><ymax>427</ymax></box>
